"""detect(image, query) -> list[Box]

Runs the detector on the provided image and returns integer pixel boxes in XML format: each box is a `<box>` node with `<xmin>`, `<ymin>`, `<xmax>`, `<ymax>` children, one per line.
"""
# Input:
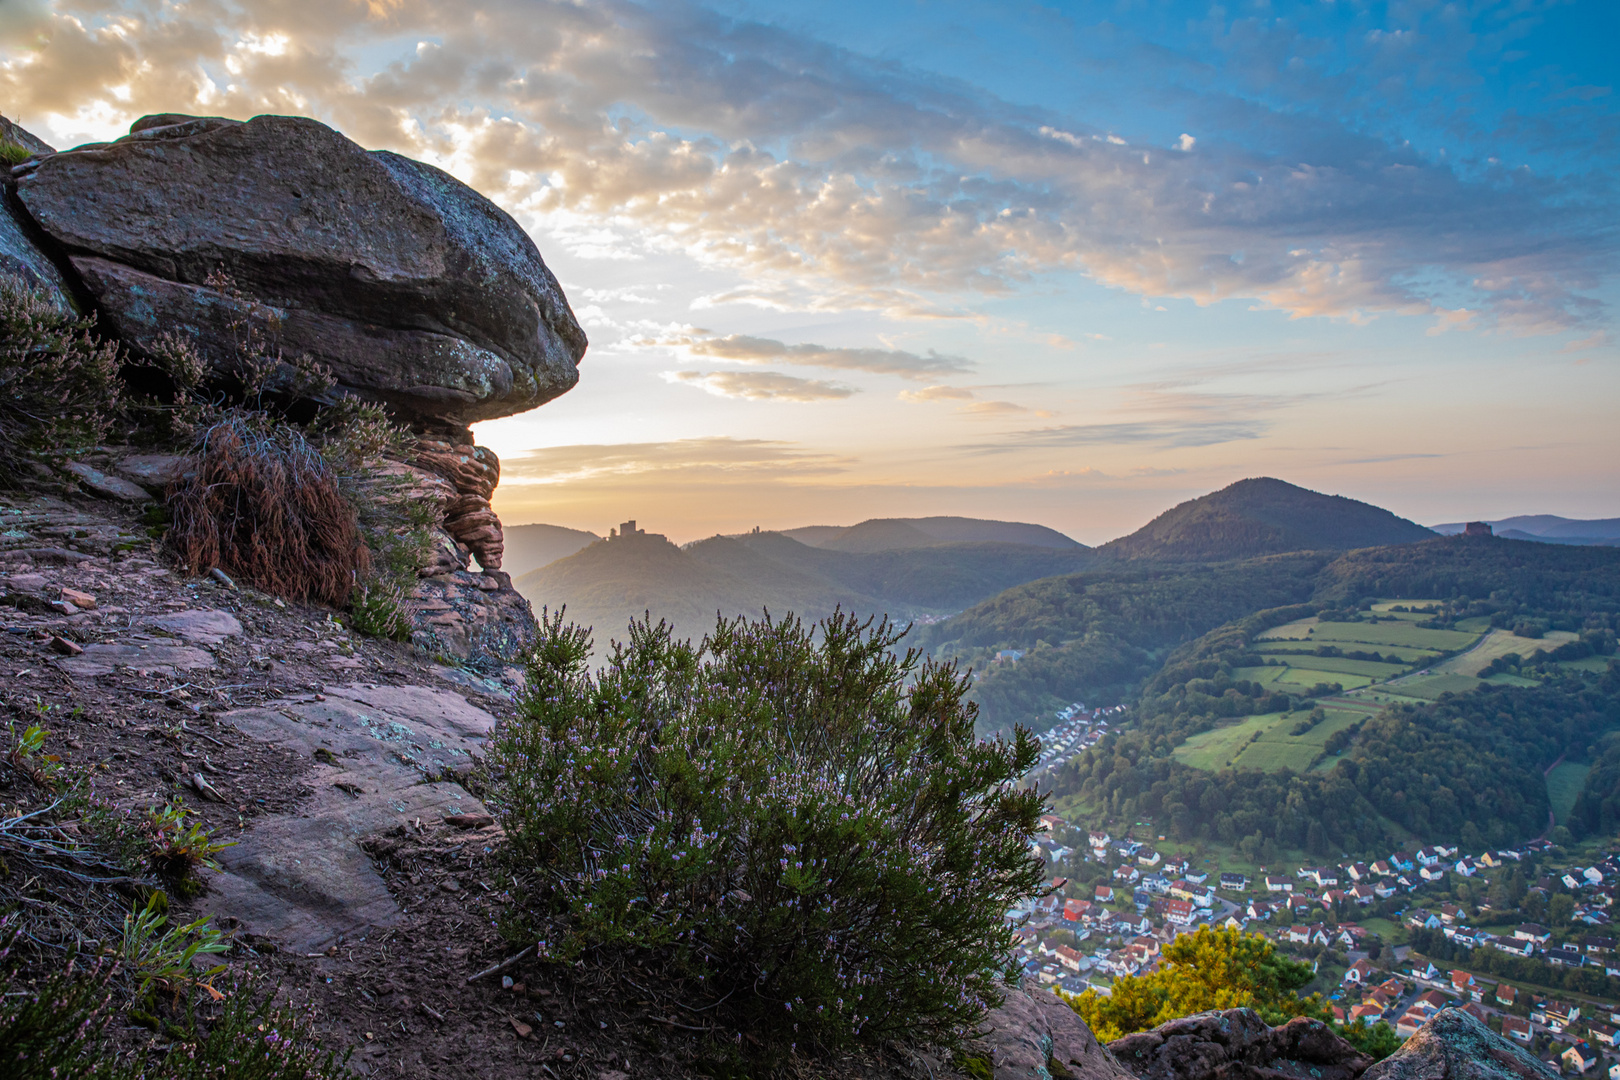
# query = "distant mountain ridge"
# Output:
<box><xmin>1432</xmin><ymin>515</ymin><xmax>1620</xmax><ymax>546</ymax></box>
<box><xmin>781</xmin><ymin>516</ymin><xmax>1082</xmax><ymax>552</ymax></box>
<box><xmin>1100</xmin><ymin>477</ymin><xmax>1435</xmax><ymax>561</ymax></box>
<box><xmin>513</xmin><ymin>525</ymin><xmax>1092</xmax><ymax>650</ymax></box>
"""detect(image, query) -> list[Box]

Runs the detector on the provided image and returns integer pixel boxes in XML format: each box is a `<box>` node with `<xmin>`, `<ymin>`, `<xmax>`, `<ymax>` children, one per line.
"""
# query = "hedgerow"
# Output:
<box><xmin>492</xmin><ymin>609</ymin><xmax>1045</xmax><ymax>1054</ymax></box>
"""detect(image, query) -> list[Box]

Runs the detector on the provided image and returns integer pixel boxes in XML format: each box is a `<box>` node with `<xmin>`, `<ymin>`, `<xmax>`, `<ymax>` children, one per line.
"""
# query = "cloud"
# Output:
<box><xmin>651</xmin><ymin>333</ymin><xmax>973</xmax><ymax>379</ymax></box>
<box><xmin>2</xmin><ymin>0</ymin><xmax>1611</xmax><ymax>332</ymax></box>
<box><xmin>897</xmin><ymin>382</ymin><xmax>1045</xmax><ymax>417</ymax></box>
<box><xmin>1561</xmin><ymin>331</ymin><xmax>1610</xmax><ymax>353</ymax></box>
<box><xmin>963</xmin><ymin>420</ymin><xmax>1265</xmax><ymax>451</ymax></box>
<box><xmin>501</xmin><ymin>437</ymin><xmax>852</xmax><ymax>485</ymax></box>
<box><xmin>898</xmin><ymin>385</ymin><xmax>975</xmax><ymax>403</ymax></box>
<box><xmin>957</xmin><ymin>400</ymin><xmax>1030</xmax><ymax>416</ymax></box>
<box><xmin>663</xmin><ymin>369</ymin><xmax>855</xmax><ymax>401</ymax></box>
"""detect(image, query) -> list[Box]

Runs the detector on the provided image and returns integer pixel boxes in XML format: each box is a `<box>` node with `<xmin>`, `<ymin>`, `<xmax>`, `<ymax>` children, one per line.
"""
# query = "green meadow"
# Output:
<box><xmin>1548</xmin><ymin>762</ymin><xmax>1593</xmax><ymax>825</ymax></box>
<box><xmin>1433</xmin><ymin>627</ymin><xmax>1578</xmax><ymax>677</ymax></box>
<box><xmin>1171</xmin><ymin>704</ymin><xmax>1378</xmax><ymax>774</ymax></box>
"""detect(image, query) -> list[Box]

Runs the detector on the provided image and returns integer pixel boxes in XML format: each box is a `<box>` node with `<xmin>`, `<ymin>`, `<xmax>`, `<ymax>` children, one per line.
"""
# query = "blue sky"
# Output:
<box><xmin>2</xmin><ymin>0</ymin><xmax>1615</xmax><ymax>541</ymax></box>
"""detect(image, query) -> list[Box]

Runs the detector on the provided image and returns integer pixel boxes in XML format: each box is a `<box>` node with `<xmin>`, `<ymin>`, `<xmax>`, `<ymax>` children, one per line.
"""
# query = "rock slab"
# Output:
<box><xmin>1362</xmin><ymin>1009</ymin><xmax>1557</xmax><ymax>1080</ymax></box>
<box><xmin>1109</xmin><ymin>1009</ymin><xmax>1372</xmax><ymax>1080</ymax></box>
<box><xmin>14</xmin><ymin>112</ymin><xmax>586</xmax><ymax>428</ymax></box>
<box><xmin>202</xmin><ymin>682</ymin><xmax>498</xmax><ymax>951</ymax></box>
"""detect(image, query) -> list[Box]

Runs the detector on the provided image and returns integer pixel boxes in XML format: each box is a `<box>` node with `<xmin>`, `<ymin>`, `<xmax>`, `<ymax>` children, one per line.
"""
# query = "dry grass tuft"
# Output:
<box><xmin>165</xmin><ymin>413</ymin><xmax>368</xmax><ymax>605</ymax></box>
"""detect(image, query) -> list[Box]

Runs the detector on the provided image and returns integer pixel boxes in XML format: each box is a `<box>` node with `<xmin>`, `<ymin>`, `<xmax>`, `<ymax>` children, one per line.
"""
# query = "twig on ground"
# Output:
<box><xmin>465</xmin><ymin>945</ymin><xmax>533</xmax><ymax>984</ymax></box>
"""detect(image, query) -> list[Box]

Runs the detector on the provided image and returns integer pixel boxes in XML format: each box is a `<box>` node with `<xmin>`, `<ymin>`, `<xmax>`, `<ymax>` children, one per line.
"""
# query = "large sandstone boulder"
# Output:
<box><xmin>1108</xmin><ymin>1009</ymin><xmax>1371</xmax><ymax>1080</ymax></box>
<box><xmin>0</xmin><ymin>115</ymin><xmax>78</xmax><ymax>314</ymax></box>
<box><xmin>13</xmin><ymin>112</ymin><xmax>585</xmax><ymax>430</ymax></box>
<box><xmin>1362</xmin><ymin>1009</ymin><xmax>1557</xmax><ymax>1080</ymax></box>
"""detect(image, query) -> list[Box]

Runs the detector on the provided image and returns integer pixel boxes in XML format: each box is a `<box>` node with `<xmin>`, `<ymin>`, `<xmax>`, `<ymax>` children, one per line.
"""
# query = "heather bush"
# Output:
<box><xmin>492</xmin><ymin>609</ymin><xmax>1044</xmax><ymax>1052</ymax></box>
<box><xmin>0</xmin><ymin>278</ymin><xmax>121</xmax><ymax>487</ymax></box>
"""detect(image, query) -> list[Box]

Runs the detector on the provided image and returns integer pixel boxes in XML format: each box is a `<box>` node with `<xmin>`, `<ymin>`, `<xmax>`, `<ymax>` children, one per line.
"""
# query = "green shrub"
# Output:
<box><xmin>492</xmin><ymin>609</ymin><xmax>1044</xmax><ymax>1052</ymax></box>
<box><xmin>1338</xmin><ymin>1018</ymin><xmax>1401</xmax><ymax>1060</ymax></box>
<box><xmin>0</xmin><ymin>277</ymin><xmax>121</xmax><ymax>488</ymax></box>
<box><xmin>347</xmin><ymin>578</ymin><xmax>415</xmax><ymax>641</ymax></box>
<box><xmin>0</xmin><ymin>140</ymin><xmax>34</xmax><ymax>166</ymax></box>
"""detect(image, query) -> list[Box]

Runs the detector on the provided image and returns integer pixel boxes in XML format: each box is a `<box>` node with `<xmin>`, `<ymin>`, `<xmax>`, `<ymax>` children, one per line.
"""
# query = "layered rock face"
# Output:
<box><xmin>13</xmin><ymin>113</ymin><xmax>586</xmax><ymax>431</ymax></box>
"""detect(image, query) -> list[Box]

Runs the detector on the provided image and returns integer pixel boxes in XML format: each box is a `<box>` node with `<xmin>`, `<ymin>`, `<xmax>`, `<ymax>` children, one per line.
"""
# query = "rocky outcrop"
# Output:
<box><xmin>0</xmin><ymin>118</ymin><xmax>78</xmax><ymax>313</ymax></box>
<box><xmin>13</xmin><ymin>112</ymin><xmax>586</xmax><ymax>431</ymax></box>
<box><xmin>413</xmin><ymin>438</ymin><xmax>505</xmax><ymax>570</ymax></box>
<box><xmin>973</xmin><ymin>986</ymin><xmax>1136</xmax><ymax>1080</ymax></box>
<box><xmin>408</xmin><ymin>568</ymin><xmax>537</xmax><ymax>673</ymax></box>
<box><xmin>1109</xmin><ymin>1010</ymin><xmax>1371</xmax><ymax>1080</ymax></box>
<box><xmin>1361</xmin><ymin>1009</ymin><xmax>1557</xmax><ymax>1080</ymax></box>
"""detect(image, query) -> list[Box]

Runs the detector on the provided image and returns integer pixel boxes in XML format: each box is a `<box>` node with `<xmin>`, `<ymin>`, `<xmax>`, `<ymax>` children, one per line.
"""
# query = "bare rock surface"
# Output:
<box><xmin>974</xmin><ymin>985</ymin><xmax>1134</xmax><ymax>1080</ymax></box>
<box><xmin>63</xmin><ymin>460</ymin><xmax>153</xmax><ymax>501</ymax></box>
<box><xmin>1362</xmin><ymin>1009</ymin><xmax>1557</xmax><ymax>1080</ymax></box>
<box><xmin>56</xmin><ymin>636</ymin><xmax>218</xmax><ymax>677</ymax></box>
<box><xmin>409</xmin><ymin>567</ymin><xmax>537</xmax><ymax>667</ymax></box>
<box><xmin>137</xmin><ymin>608</ymin><xmax>244</xmax><ymax>645</ymax></box>
<box><xmin>1109</xmin><ymin>1010</ymin><xmax>1371</xmax><ymax>1080</ymax></box>
<box><xmin>202</xmin><ymin>682</ymin><xmax>498</xmax><ymax>950</ymax></box>
<box><xmin>14</xmin><ymin>112</ymin><xmax>587</xmax><ymax>428</ymax></box>
<box><xmin>0</xmin><ymin>114</ymin><xmax>77</xmax><ymax>313</ymax></box>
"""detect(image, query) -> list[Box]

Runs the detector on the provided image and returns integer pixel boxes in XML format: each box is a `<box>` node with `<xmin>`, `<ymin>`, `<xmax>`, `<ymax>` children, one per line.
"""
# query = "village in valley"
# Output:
<box><xmin>1013</xmin><ymin>806</ymin><xmax>1620</xmax><ymax>1076</ymax></box>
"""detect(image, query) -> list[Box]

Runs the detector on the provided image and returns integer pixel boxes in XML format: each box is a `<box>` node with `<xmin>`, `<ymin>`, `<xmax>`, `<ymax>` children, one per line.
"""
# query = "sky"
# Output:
<box><xmin>2</xmin><ymin>0</ymin><xmax>1616</xmax><ymax>544</ymax></box>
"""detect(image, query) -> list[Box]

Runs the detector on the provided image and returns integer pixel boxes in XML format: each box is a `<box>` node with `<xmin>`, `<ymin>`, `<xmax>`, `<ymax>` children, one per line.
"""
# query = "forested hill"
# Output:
<box><xmin>917</xmin><ymin>553</ymin><xmax>1332</xmax><ymax>724</ymax></box>
<box><xmin>935</xmin><ymin>534</ymin><xmax>1620</xmax><ymax>733</ymax></box>
<box><xmin>782</xmin><ymin>515</ymin><xmax>1082</xmax><ymax>552</ymax></box>
<box><xmin>1035</xmin><ymin>536</ymin><xmax>1620</xmax><ymax>857</ymax></box>
<box><xmin>1099</xmin><ymin>477</ymin><xmax>1435</xmax><ymax>561</ymax></box>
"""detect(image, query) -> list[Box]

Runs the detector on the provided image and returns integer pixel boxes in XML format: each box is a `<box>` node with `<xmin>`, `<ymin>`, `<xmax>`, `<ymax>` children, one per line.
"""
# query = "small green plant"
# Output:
<box><xmin>493</xmin><ymin>609</ymin><xmax>1045</xmax><ymax>1053</ymax></box>
<box><xmin>0</xmin><ymin>139</ymin><xmax>34</xmax><ymax>167</ymax></box>
<box><xmin>141</xmin><ymin>799</ymin><xmax>234</xmax><ymax>891</ymax></box>
<box><xmin>347</xmin><ymin>578</ymin><xmax>415</xmax><ymax>641</ymax></box>
<box><xmin>5</xmin><ymin>723</ymin><xmax>63</xmax><ymax>789</ymax></box>
<box><xmin>119</xmin><ymin>892</ymin><xmax>230</xmax><ymax>997</ymax></box>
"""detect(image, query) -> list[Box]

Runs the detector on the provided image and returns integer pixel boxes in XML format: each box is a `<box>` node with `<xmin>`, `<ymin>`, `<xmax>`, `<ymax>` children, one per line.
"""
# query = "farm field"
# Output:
<box><xmin>1172</xmin><ymin>713</ymin><xmax>1278</xmax><ymax>770</ymax></box>
<box><xmin>1275</xmin><ymin>667</ymin><xmax>1374</xmax><ymax>690</ymax></box>
<box><xmin>1549</xmin><ymin>762</ymin><xmax>1593</xmax><ymax>825</ymax></box>
<box><xmin>1172</xmin><ymin>704</ymin><xmax>1375</xmax><ymax>774</ymax></box>
<box><xmin>1433</xmin><ymin>627</ymin><xmax>1578</xmax><ymax>677</ymax></box>
<box><xmin>1385</xmin><ymin>672</ymin><xmax>1485</xmax><ymax>700</ymax></box>
<box><xmin>1308</xmin><ymin>621</ymin><xmax>1480</xmax><ymax>652</ymax></box>
<box><xmin>1257</xmin><ymin>655</ymin><xmax>1409</xmax><ymax>679</ymax></box>
<box><xmin>1483</xmin><ymin>672</ymin><xmax>1540</xmax><ymax>687</ymax></box>
<box><xmin>1233</xmin><ymin>665</ymin><xmax>1287</xmax><ymax>685</ymax></box>
<box><xmin>1561</xmin><ymin>655</ymin><xmax>1614</xmax><ymax>672</ymax></box>
<box><xmin>1256</xmin><ymin>642</ymin><xmax>1440</xmax><ymax>664</ymax></box>
<box><xmin>1258</xmin><ymin>617</ymin><xmax>1317</xmax><ymax>641</ymax></box>
<box><xmin>1369</xmin><ymin>601</ymin><xmax>1447</xmax><ymax>615</ymax></box>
